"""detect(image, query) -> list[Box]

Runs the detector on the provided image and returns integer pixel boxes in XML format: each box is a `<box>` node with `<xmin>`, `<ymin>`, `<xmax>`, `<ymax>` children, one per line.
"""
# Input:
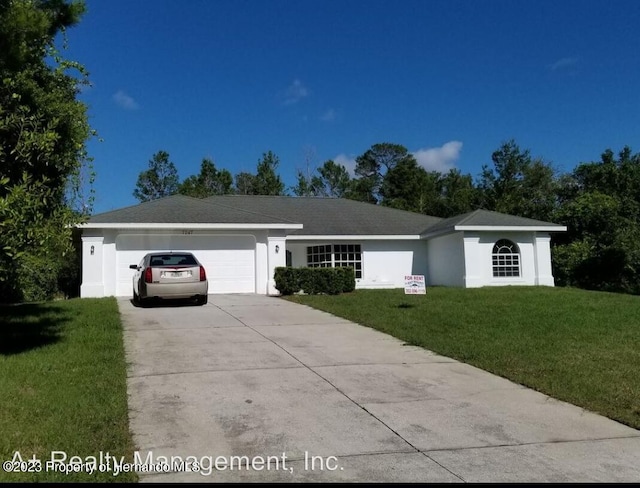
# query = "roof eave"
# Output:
<box><xmin>287</xmin><ymin>234</ymin><xmax>422</xmax><ymax>240</ymax></box>
<box><xmin>454</xmin><ymin>225</ymin><xmax>567</xmax><ymax>232</ymax></box>
<box><xmin>420</xmin><ymin>224</ymin><xmax>567</xmax><ymax>239</ymax></box>
<box><xmin>78</xmin><ymin>222</ymin><xmax>304</xmax><ymax>230</ymax></box>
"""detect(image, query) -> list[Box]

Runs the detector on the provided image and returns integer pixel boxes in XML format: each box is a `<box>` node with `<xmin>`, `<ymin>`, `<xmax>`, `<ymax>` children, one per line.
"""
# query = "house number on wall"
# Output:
<box><xmin>182</xmin><ymin>230</ymin><xmax>193</xmax><ymax>235</ymax></box>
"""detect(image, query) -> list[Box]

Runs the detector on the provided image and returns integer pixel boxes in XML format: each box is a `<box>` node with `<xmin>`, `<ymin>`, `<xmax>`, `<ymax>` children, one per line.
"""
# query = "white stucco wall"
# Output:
<box><xmin>286</xmin><ymin>240</ymin><xmax>428</xmax><ymax>289</ymax></box>
<box><xmin>462</xmin><ymin>231</ymin><xmax>555</xmax><ymax>287</ymax></box>
<box><xmin>360</xmin><ymin>240</ymin><xmax>428</xmax><ymax>288</ymax></box>
<box><xmin>426</xmin><ymin>232</ymin><xmax>465</xmax><ymax>287</ymax></box>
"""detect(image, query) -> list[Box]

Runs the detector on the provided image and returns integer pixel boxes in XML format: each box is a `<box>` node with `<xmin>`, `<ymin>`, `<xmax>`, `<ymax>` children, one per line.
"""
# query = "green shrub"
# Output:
<box><xmin>57</xmin><ymin>249</ymin><xmax>81</xmax><ymax>298</ymax></box>
<box><xmin>297</xmin><ymin>267</ymin><xmax>316</xmax><ymax>294</ymax></box>
<box><xmin>274</xmin><ymin>267</ymin><xmax>298</xmax><ymax>295</ymax></box>
<box><xmin>274</xmin><ymin>267</ymin><xmax>355</xmax><ymax>295</ymax></box>
<box><xmin>339</xmin><ymin>266</ymin><xmax>356</xmax><ymax>292</ymax></box>
<box><xmin>16</xmin><ymin>253</ymin><xmax>59</xmax><ymax>302</ymax></box>
<box><xmin>314</xmin><ymin>268</ymin><xmax>342</xmax><ymax>295</ymax></box>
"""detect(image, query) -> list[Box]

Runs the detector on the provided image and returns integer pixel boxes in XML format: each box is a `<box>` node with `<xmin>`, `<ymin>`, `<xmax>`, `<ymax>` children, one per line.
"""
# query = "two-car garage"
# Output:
<box><xmin>114</xmin><ymin>234</ymin><xmax>256</xmax><ymax>296</ymax></box>
<box><xmin>79</xmin><ymin>195</ymin><xmax>301</xmax><ymax>298</ymax></box>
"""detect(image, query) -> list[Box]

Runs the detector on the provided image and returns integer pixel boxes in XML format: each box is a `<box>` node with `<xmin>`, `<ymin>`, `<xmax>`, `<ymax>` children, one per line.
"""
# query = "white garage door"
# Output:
<box><xmin>115</xmin><ymin>234</ymin><xmax>255</xmax><ymax>296</ymax></box>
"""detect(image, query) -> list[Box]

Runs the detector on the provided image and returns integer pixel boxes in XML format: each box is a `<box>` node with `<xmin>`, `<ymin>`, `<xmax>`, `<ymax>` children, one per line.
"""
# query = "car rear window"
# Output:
<box><xmin>149</xmin><ymin>254</ymin><xmax>198</xmax><ymax>266</ymax></box>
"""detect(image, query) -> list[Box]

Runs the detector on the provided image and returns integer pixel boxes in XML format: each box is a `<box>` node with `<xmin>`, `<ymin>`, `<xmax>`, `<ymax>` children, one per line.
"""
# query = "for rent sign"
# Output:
<box><xmin>404</xmin><ymin>275</ymin><xmax>426</xmax><ymax>294</ymax></box>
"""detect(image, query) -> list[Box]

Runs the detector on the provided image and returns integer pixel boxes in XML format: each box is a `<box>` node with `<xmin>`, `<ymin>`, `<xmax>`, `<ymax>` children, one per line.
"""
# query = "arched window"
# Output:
<box><xmin>492</xmin><ymin>239</ymin><xmax>520</xmax><ymax>277</ymax></box>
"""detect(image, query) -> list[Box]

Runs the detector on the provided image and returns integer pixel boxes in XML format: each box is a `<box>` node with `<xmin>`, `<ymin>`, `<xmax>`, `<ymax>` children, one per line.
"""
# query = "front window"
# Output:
<box><xmin>492</xmin><ymin>239</ymin><xmax>520</xmax><ymax>277</ymax></box>
<box><xmin>307</xmin><ymin>245</ymin><xmax>333</xmax><ymax>268</ymax></box>
<box><xmin>307</xmin><ymin>244</ymin><xmax>362</xmax><ymax>279</ymax></box>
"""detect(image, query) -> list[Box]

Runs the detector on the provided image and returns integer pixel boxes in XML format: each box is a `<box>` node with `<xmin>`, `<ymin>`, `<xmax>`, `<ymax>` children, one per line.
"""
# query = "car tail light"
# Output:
<box><xmin>144</xmin><ymin>267</ymin><xmax>153</xmax><ymax>283</ymax></box>
<box><xmin>199</xmin><ymin>266</ymin><xmax>206</xmax><ymax>281</ymax></box>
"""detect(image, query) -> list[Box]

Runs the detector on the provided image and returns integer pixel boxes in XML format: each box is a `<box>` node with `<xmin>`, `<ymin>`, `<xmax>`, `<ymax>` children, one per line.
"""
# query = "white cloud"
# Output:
<box><xmin>333</xmin><ymin>153</ymin><xmax>357</xmax><ymax>176</ymax></box>
<box><xmin>413</xmin><ymin>141</ymin><xmax>462</xmax><ymax>173</ymax></box>
<box><xmin>548</xmin><ymin>57</ymin><xmax>578</xmax><ymax>71</ymax></box>
<box><xmin>333</xmin><ymin>154</ymin><xmax>356</xmax><ymax>176</ymax></box>
<box><xmin>283</xmin><ymin>79</ymin><xmax>309</xmax><ymax>105</ymax></box>
<box><xmin>320</xmin><ymin>108</ymin><xmax>336</xmax><ymax>122</ymax></box>
<box><xmin>112</xmin><ymin>90</ymin><xmax>139</xmax><ymax>110</ymax></box>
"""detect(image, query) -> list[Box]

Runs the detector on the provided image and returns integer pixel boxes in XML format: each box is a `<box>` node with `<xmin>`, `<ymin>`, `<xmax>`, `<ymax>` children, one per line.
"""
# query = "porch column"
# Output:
<box><xmin>80</xmin><ymin>235</ymin><xmax>105</xmax><ymax>297</ymax></box>
<box><xmin>267</xmin><ymin>235</ymin><xmax>286</xmax><ymax>295</ymax></box>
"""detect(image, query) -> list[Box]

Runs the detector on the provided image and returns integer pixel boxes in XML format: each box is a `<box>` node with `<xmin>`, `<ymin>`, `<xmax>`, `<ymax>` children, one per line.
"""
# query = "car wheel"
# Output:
<box><xmin>197</xmin><ymin>295</ymin><xmax>208</xmax><ymax>306</ymax></box>
<box><xmin>133</xmin><ymin>287</ymin><xmax>139</xmax><ymax>304</ymax></box>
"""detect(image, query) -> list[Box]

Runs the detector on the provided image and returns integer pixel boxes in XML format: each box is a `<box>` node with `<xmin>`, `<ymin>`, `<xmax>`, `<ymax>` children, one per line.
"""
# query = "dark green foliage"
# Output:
<box><xmin>234</xmin><ymin>171</ymin><xmax>257</xmax><ymax>195</ymax></box>
<box><xmin>273</xmin><ymin>267</ymin><xmax>298</xmax><ymax>295</ymax></box>
<box><xmin>291</xmin><ymin>169</ymin><xmax>321</xmax><ymax>196</ymax></box>
<box><xmin>274</xmin><ymin>267</ymin><xmax>355</xmax><ymax>295</ymax></box>
<box><xmin>436</xmin><ymin>169</ymin><xmax>479</xmax><ymax>217</ymax></box>
<box><xmin>0</xmin><ymin>177</ymin><xmax>76</xmax><ymax>302</ymax></box>
<box><xmin>57</xmin><ymin>230</ymin><xmax>82</xmax><ymax>298</ymax></box>
<box><xmin>339</xmin><ymin>266</ymin><xmax>356</xmax><ymax>292</ymax></box>
<box><xmin>316</xmin><ymin>160</ymin><xmax>351</xmax><ymax>197</ymax></box>
<box><xmin>255</xmin><ymin>151</ymin><xmax>285</xmax><ymax>195</ymax></box>
<box><xmin>234</xmin><ymin>151</ymin><xmax>285</xmax><ymax>195</ymax></box>
<box><xmin>349</xmin><ymin>143</ymin><xmax>478</xmax><ymax>217</ymax></box>
<box><xmin>0</xmin><ymin>0</ymin><xmax>93</xmax><ymax>302</ymax></box>
<box><xmin>0</xmin><ymin>0</ymin><xmax>90</xmax><ymax>199</ymax></box>
<box><xmin>350</xmin><ymin>143</ymin><xmax>412</xmax><ymax>203</ymax></box>
<box><xmin>15</xmin><ymin>253</ymin><xmax>59</xmax><ymax>302</ymax></box>
<box><xmin>552</xmin><ymin>147</ymin><xmax>640</xmax><ymax>294</ymax></box>
<box><xmin>179</xmin><ymin>158</ymin><xmax>233</xmax><ymax>197</ymax></box>
<box><xmin>133</xmin><ymin>150</ymin><xmax>180</xmax><ymax>202</ymax></box>
<box><xmin>296</xmin><ymin>267</ymin><xmax>316</xmax><ymax>294</ymax></box>
<box><xmin>381</xmin><ymin>158</ymin><xmax>432</xmax><ymax>212</ymax></box>
<box><xmin>477</xmin><ymin>139</ymin><xmax>557</xmax><ymax>221</ymax></box>
<box><xmin>311</xmin><ymin>268</ymin><xmax>343</xmax><ymax>295</ymax></box>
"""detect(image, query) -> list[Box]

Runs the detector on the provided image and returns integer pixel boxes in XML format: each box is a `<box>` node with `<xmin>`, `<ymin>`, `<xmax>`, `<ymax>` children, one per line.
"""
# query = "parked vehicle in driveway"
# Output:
<box><xmin>130</xmin><ymin>252</ymin><xmax>208</xmax><ymax>306</ymax></box>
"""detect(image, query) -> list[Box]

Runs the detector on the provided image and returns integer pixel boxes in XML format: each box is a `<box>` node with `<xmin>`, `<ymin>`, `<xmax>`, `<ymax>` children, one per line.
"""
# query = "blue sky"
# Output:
<box><xmin>64</xmin><ymin>0</ymin><xmax>640</xmax><ymax>214</ymax></box>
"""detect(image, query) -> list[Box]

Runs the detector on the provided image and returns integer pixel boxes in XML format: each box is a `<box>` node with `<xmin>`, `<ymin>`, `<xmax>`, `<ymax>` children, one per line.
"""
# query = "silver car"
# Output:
<box><xmin>130</xmin><ymin>252</ymin><xmax>208</xmax><ymax>306</ymax></box>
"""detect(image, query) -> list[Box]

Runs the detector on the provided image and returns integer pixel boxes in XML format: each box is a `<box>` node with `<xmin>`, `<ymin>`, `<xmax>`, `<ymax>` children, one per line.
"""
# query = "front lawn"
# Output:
<box><xmin>0</xmin><ymin>298</ymin><xmax>137</xmax><ymax>482</ymax></box>
<box><xmin>285</xmin><ymin>287</ymin><xmax>640</xmax><ymax>429</ymax></box>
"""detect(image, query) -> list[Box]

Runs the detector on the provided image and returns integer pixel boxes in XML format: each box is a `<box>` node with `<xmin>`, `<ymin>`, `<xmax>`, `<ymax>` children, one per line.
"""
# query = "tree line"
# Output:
<box><xmin>135</xmin><ymin>142</ymin><xmax>640</xmax><ymax>295</ymax></box>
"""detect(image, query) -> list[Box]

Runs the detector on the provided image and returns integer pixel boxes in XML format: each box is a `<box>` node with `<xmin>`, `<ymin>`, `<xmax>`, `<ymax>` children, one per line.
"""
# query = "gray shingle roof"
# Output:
<box><xmin>87</xmin><ymin>195</ymin><xmax>565</xmax><ymax>236</ymax></box>
<box><xmin>421</xmin><ymin>209</ymin><xmax>566</xmax><ymax>237</ymax></box>
<box><xmin>87</xmin><ymin>194</ymin><xmax>297</xmax><ymax>225</ymax></box>
<box><xmin>205</xmin><ymin>195</ymin><xmax>442</xmax><ymax>235</ymax></box>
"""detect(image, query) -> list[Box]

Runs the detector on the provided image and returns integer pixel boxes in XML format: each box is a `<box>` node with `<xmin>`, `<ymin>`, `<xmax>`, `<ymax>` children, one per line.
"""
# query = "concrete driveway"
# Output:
<box><xmin>119</xmin><ymin>295</ymin><xmax>640</xmax><ymax>482</ymax></box>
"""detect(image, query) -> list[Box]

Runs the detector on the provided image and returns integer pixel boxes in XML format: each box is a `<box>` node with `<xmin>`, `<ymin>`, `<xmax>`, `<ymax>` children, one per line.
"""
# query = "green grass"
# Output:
<box><xmin>285</xmin><ymin>287</ymin><xmax>640</xmax><ymax>429</ymax></box>
<box><xmin>0</xmin><ymin>298</ymin><xmax>137</xmax><ymax>482</ymax></box>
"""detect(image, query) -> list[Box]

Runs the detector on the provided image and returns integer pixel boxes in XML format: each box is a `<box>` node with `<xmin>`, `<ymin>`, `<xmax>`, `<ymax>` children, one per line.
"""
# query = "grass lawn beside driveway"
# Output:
<box><xmin>285</xmin><ymin>287</ymin><xmax>640</xmax><ymax>430</ymax></box>
<box><xmin>0</xmin><ymin>298</ymin><xmax>137</xmax><ymax>482</ymax></box>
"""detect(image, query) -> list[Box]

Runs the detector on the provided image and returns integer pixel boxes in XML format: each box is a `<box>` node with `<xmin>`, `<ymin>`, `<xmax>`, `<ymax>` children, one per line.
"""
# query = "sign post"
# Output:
<box><xmin>404</xmin><ymin>275</ymin><xmax>426</xmax><ymax>294</ymax></box>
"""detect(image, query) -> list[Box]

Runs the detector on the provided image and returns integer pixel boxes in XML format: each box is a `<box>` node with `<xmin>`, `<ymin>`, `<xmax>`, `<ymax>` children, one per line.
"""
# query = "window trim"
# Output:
<box><xmin>306</xmin><ymin>244</ymin><xmax>363</xmax><ymax>279</ymax></box>
<box><xmin>491</xmin><ymin>239</ymin><xmax>521</xmax><ymax>278</ymax></box>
